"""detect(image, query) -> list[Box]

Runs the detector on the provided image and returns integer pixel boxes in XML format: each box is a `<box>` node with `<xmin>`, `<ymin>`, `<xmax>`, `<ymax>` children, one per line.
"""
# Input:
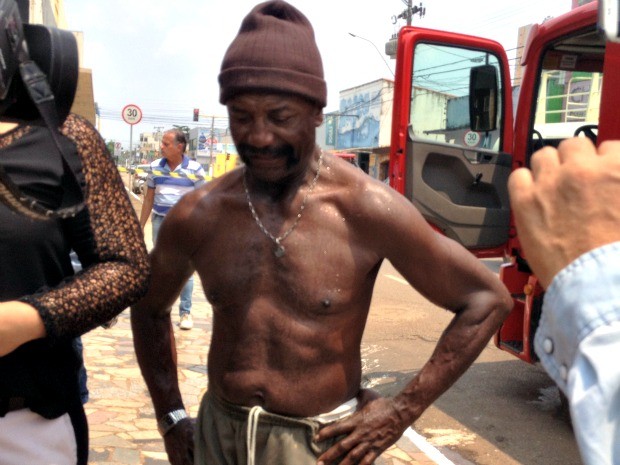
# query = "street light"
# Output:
<box><xmin>348</xmin><ymin>32</ymin><xmax>395</xmax><ymax>77</ymax></box>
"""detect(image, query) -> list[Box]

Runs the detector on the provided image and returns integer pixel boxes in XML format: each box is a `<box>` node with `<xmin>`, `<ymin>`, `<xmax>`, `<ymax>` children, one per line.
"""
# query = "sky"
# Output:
<box><xmin>62</xmin><ymin>0</ymin><xmax>573</xmax><ymax>148</ymax></box>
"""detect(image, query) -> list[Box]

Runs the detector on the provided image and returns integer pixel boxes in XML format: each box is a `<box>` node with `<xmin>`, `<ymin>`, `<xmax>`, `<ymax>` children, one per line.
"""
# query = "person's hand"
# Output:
<box><xmin>508</xmin><ymin>138</ymin><xmax>620</xmax><ymax>288</ymax></box>
<box><xmin>316</xmin><ymin>390</ymin><xmax>411</xmax><ymax>465</ymax></box>
<box><xmin>162</xmin><ymin>418</ymin><xmax>194</xmax><ymax>465</ymax></box>
<box><xmin>0</xmin><ymin>301</ymin><xmax>46</xmax><ymax>356</ymax></box>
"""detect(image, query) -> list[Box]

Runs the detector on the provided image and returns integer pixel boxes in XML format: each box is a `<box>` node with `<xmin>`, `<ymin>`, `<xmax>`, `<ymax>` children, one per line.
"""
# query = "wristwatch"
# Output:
<box><xmin>157</xmin><ymin>409</ymin><xmax>188</xmax><ymax>436</ymax></box>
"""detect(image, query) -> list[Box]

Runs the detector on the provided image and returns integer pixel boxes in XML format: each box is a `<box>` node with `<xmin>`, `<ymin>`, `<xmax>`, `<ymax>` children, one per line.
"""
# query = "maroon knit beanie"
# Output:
<box><xmin>218</xmin><ymin>0</ymin><xmax>327</xmax><ymax>108</ymax></box>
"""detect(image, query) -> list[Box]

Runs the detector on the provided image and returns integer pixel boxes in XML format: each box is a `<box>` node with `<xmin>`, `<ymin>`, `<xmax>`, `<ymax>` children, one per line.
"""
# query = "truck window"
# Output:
<box><xmin>530</xmin><ymin>29</ymin><xmax>604</xmax><ymax>154</ymax></box>
<box><xmin>410</xmin><ymin>43</ymin><xmax>503</xmax><ymax>156</ymax></box>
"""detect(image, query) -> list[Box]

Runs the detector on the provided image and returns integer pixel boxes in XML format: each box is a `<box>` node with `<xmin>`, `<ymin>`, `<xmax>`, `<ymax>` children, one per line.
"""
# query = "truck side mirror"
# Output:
<box><xmin>599</xmin><ymin>0</ymin><xmax>620</xmax><ymax>42</ymax></box>
<box><xmin>469</xmin><ymin>65</ymin><xmax>498</xmax><ymax>132</ymax></box>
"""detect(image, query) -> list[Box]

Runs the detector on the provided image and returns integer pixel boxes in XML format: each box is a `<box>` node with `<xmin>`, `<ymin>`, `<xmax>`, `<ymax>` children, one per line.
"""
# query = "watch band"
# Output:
<box><xmin>157</xmin><ymin>408</ymin><xmax>188</xmax><ymax>436</ymax></box>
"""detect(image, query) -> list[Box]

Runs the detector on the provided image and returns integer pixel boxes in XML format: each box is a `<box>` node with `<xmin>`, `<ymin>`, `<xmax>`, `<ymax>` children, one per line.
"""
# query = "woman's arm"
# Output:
<box><xmin>17</xmin><ymin>114</ymin><xmax>150</xmax><ymax>342</ymax></box>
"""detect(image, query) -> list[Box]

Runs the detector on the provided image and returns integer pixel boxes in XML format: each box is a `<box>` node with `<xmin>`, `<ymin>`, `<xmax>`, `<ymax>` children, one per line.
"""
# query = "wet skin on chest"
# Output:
<box><xmin>192</xmin><ymin>193</ymin><xmax>381</xmax><ymax>415</ymax></box>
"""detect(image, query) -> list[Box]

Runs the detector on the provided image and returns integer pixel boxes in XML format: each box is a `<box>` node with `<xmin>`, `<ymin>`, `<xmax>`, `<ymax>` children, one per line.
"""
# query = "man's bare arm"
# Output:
<box><xmin>139</xmin><ymin>187</ymin><xmax>155</xmax><ymax>231</ymax></box>
<box><xmin>317</xmin><ymin>186</ymin><xmax>512</xmax><ymax>465</ymax></box>
<box><xmin>131</xmin><ymin>208</ymin><xmax>196</xmax><ymax>465</ymax></box>
<box><xmin>390</xmin><ymin>232</ymin><xmax>512</xmax><ymax>416</ymax></box>
<box><xmin>131</xmin><ymin>253</ymin><xmax>186</xmax><ymax>417</ymax></box>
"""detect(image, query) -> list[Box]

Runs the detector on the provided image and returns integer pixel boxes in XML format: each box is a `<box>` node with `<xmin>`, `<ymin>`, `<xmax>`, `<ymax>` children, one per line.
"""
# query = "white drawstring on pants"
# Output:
<box><xmin>246</xmin><ymin>406</ymin><xmax>263</xmax><ymax>465</ymax></box>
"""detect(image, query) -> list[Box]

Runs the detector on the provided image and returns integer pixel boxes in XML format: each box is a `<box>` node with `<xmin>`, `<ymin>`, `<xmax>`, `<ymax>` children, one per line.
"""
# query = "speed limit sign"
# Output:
<box><xmin>463</xmin><ymin>130</ymin><xmax>481</xmax><ymax>147</ymax></box>
<box><xmin>122</xmin><ymin>104</ymin><xmax>143</xmax><ymax>125</ymax></box>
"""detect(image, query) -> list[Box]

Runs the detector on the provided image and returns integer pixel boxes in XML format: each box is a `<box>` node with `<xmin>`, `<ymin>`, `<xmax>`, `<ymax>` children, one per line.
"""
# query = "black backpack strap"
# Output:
<box><xmin>0</xmin><ymin>60</ymin><xmax>86</xmax><ymax>220</ymax></box>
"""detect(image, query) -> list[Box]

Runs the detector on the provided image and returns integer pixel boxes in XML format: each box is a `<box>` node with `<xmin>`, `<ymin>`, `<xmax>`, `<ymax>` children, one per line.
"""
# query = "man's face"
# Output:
<box><xmin>160</xmin><ymin>133</ymin><xmax>183</xmax><ymax>161</ymax></box>
<box><xmin>227</xmin><ymin>93</ymin><xmax>323</xmax><ymax>182</ymax></box>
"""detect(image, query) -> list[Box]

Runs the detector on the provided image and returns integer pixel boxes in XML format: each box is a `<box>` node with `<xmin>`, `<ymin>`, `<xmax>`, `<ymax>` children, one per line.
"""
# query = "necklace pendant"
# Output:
<box><xmin>274</xmin><ymin>244</ymin><xmax>286</xmax><ymax>258</ymax></box>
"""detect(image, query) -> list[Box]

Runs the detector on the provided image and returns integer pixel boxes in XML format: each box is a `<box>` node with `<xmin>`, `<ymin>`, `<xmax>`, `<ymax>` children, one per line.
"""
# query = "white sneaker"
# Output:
<box><xmin>179</xmin><ymin>314</ymin><xmax>193</xmax><ymax>330</ymax></box>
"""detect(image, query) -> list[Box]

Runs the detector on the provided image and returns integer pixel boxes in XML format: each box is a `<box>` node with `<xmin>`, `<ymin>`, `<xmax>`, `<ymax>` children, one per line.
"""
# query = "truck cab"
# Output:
<box><xmin>388</xmin><ymin>1</ymin><xmax>620</xmax><ymax>362</ymax></box>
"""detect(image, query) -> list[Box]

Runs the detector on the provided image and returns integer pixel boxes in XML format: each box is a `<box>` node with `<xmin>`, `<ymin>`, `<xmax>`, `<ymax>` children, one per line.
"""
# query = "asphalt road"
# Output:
<box><xmin>123</xmin><ymin>174</ymin><xmax>581</xmax><ymax>465</ymax></box>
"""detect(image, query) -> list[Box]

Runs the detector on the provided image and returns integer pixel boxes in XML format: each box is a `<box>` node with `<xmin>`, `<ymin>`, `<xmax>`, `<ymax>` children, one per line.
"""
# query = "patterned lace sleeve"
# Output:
<box><xmin>19</xmin><ymin>114</ymin><xmax>150</xmax><ymax>341</ymax></box>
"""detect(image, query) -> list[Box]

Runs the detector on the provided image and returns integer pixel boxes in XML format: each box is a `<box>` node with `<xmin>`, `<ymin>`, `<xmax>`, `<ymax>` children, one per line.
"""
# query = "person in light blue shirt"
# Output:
<box><xmin>139</xmin><ymin>129</ymin><xmax>206</xmax><ymax>330</ymax></box>
<box><xmin>509</xmin><ymin>137</ymin><xmax>620</xmax><ymax>465</ymax></box>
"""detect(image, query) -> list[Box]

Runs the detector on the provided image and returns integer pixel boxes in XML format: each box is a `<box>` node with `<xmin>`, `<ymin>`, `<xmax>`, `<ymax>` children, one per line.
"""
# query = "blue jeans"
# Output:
<box><xmin>73</xmin><ymin>337</ymin><xmax>89</xmax><ymax>404</ymax></box>
<box><xmin>151</xmin><ymin>214</ymin><xmax>193</xmax><ymax>316</ymax></box>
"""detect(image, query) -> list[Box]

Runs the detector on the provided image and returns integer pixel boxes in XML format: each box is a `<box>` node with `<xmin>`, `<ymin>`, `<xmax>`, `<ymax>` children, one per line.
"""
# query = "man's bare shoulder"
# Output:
<box><xmin>324</xmin><ymin>155</ymin><xmax>410</xmax><ymax>217</ymax></box>
<box><xmin>321</xmin><ymin>154</ymin><xmax>432</xmax><ymax>254</ymax></box>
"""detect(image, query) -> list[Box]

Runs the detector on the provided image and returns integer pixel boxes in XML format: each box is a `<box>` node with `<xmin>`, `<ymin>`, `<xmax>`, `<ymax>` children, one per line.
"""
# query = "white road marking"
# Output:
<box><xmin>384</xmin><ymin>273</ymin><xmax>408</xmax><ymax>285</ymax></box>
<box><xmin>404</xmin><ymin>427</ymin><xmax>456</xmax><ymax>465</ymax></box>
<box><xmin>125</xmin><ymin>185</ymin><xmax>142</xmax><ymax>202</ymax></box>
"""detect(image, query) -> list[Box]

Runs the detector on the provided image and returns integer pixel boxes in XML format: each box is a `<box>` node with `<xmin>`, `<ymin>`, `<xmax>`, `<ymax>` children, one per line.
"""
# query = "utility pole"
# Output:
<box><xmin>398</xmin><ymin>0</ymin><xmax>425</xmax><ymax>26</ymax></box>
<box><xmin>154</xmin><ymin>126</ymin><xmax>164</xmax><ymax>142</ymax></box>
<box><xmin>153</xmin><ymin>126</ymin><xmax>164</xmax><ymax>143</ymax></box>
<box><xmin>190</xmin><ymin>113</ymin><xmax>227</xmax><ymax>172</ymax></box>
<box><xmin>387</xmin><ymin>1</ymin><xmax>426</xmax><ymax>58</ymax></box>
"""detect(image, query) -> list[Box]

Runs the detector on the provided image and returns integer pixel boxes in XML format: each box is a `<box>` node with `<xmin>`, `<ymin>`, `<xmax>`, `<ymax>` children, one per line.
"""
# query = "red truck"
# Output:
<box><xmin>388</xmin><ymin>0</ymin><xmax>620</xmax><ymax>363</ymax></box>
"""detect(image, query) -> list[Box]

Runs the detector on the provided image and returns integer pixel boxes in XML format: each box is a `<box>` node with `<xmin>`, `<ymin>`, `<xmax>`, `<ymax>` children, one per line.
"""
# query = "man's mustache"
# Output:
<box><xmin>237</xmin><ymin>144</ymin><xmax>294</xmax><ymax>159</ymax></box>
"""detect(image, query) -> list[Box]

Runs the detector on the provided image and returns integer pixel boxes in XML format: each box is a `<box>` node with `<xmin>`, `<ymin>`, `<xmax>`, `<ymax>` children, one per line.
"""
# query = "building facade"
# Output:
<box><xmin>18</xmin><ymin>0</ymin><xmax>96</xmax><ymax>126</ymax></box>
<box><xmin>187</xmin><ymin>123</ymin><xmax>236</xmax><ymax>171</ymax></box>
<box><xmin>319</xmin><ymin>79</ymin><xmax>394</xmax><ymax>181</ymax></box>
<box><xmin>137</xmin><ymin>131</ymin><xmax>163</xmax><ymax>162</ymax></box>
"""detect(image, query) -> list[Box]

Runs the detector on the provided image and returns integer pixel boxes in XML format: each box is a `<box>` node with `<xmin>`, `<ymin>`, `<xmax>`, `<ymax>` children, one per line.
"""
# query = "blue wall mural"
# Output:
<box><xmin>336</xmin><ymin>89</ymin><xmax>382</xmax><ymax>150</ymax></box>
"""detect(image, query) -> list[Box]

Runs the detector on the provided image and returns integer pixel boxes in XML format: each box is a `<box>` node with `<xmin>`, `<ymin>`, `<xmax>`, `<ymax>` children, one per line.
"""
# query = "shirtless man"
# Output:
<box><xmin>131</xmin><ymin>2</ymin><xmax>512</xmax><ymax>464</ymax></box>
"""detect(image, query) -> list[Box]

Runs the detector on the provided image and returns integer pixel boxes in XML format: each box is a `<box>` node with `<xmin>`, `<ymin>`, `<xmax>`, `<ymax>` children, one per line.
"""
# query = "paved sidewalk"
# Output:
<box><xmin>82</xmin><ymin>188</ymin><xmax>444</xmax><ymax>464</ymax></box>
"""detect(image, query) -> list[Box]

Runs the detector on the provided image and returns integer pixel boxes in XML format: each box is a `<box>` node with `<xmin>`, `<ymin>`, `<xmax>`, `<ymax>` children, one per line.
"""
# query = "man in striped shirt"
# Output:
<box><xmin>139</xmin><ymin>128</ymin><xmax>206</xmax><ymax>329</ymax></box>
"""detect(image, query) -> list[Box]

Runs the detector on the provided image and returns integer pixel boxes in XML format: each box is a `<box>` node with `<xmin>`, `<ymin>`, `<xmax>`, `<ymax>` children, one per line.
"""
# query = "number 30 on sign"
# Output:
<box><xmin>122</xmin><ymin>104</ymin><xmax>143</xmax><ymax>125</ymax></box>
<box><xmin>463</xmin><ymin>130</ymin><xmax>481</xmax><ymax>147</ymax></box>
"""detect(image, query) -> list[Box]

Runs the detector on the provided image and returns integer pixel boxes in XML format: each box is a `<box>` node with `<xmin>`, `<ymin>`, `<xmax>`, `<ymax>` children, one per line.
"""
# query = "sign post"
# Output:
<box><xmin>122</xmin><ymin>104</ymin><xmax>143</xmax><ymax>164</ymax></box>
<box><xmin>114</xmin><ymin>141</ymin><xmax>122</xmax><ymax>161</ymax></box>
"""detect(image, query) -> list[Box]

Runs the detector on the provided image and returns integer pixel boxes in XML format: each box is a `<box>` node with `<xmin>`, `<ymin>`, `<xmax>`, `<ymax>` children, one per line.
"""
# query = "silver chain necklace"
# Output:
<box><xmin>243</xmin><ymin>150</ymin><xmax>324</xmax><ymax>258</ymax></box>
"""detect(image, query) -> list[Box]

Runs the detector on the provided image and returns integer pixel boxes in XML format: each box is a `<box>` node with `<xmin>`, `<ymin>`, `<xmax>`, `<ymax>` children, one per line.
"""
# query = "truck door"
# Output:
<box><xmin>389</xmin><ymin>29</ymin><xmax>514</xmax><ymax>257</ymax></box>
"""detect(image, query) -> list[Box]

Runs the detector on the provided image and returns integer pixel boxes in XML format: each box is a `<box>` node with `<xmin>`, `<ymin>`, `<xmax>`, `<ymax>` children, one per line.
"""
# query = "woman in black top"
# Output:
<box><xmin>0</xmin><ymin>4</ymin><xmax>150</xmax><ymax>461</ymax></box>
<box><xmin>0</xmin><ymin>113</ymin><xmax>150</xmax><ymax>464</ymax></box>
